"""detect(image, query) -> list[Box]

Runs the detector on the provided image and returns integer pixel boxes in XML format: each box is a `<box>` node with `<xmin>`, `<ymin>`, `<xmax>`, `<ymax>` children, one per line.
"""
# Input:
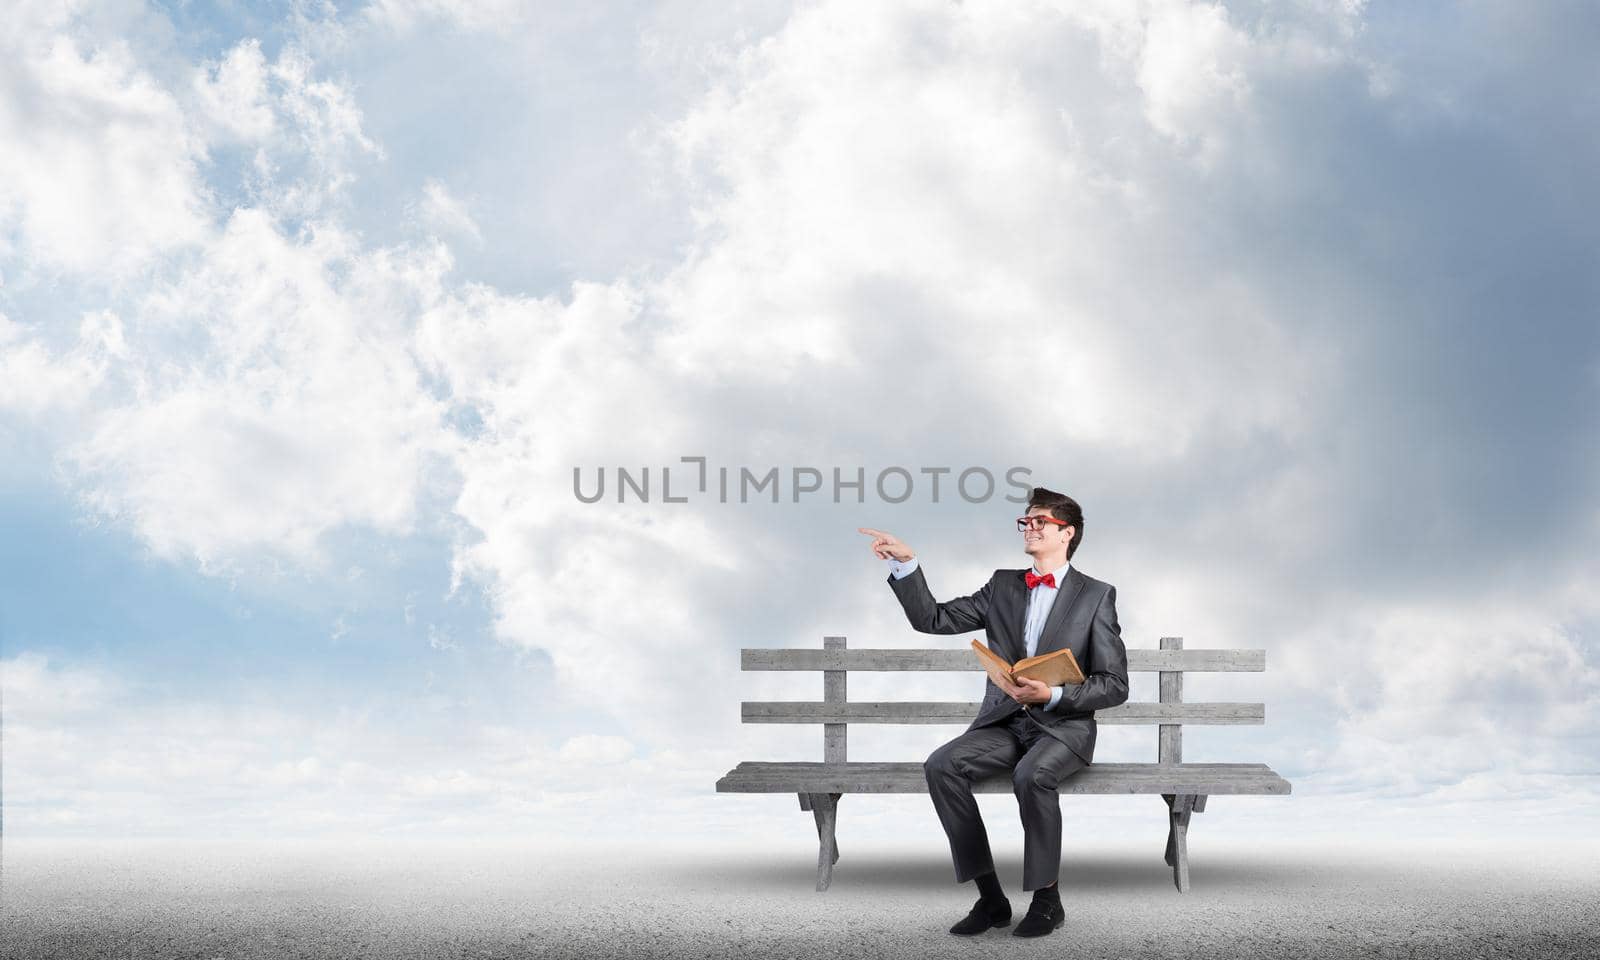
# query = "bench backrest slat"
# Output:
<box><xmin>742</xmin><ymin>647</ymin><xmax>1264</xmax><ymax>672</ymax></box>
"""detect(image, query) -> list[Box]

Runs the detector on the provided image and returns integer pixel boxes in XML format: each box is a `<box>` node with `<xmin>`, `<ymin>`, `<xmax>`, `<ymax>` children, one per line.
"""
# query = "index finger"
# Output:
<box><xmin>857</xmin><ymin>527</ymin><xmax>889</xmax><ymax>537</ymax></box>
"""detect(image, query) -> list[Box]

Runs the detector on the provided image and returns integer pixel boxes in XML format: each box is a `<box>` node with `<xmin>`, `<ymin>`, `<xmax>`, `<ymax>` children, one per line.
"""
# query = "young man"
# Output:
<box><xmin>857</xmin><ymin>487</ymin><xmax>1129</xmax><ymax>938</ymax></box>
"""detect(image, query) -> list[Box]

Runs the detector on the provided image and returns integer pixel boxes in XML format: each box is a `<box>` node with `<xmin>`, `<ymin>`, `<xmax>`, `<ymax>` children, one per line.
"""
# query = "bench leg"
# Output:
<box><xmin>801</xmin><ymin>793</ymin><xmax>840</xmax><ymax>864</ymax></box>
<box><xmin>808</xmin><ymin>792</ymin><xmax>841</xmax><ymax>891</ymax></box>
<box><xmin>1162</xmin><ymin>794</ymin><xmax>1195</xmax><ymax>892</ymax></box>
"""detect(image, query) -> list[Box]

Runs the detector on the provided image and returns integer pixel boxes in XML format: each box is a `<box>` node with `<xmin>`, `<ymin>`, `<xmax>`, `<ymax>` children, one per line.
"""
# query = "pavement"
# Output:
<box><xmin>4</xmin><ymin>835</ymin><xmax>1598</xmax><ymax>959</ymax></box>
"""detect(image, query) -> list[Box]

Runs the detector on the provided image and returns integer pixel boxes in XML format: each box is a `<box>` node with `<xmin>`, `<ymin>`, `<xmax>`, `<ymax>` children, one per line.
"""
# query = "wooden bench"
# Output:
<box><xmin>716</xmin><ymin>636</ymin><xmax>1292</xmax><ymax>892</ymax></box>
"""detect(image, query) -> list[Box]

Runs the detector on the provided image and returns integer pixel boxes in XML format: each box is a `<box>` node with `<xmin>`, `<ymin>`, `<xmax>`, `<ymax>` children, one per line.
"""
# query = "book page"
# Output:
<box><xmin>1013</xmin><ymin>648</ymin><xmax>1085</xmax><ymax>685</ymax></box>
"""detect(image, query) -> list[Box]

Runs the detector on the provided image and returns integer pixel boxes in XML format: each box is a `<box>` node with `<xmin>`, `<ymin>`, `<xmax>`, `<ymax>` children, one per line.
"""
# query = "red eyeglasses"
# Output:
<box><xmin>1016</xmin><ymin>516</ymin><xmax>1070</xmax><ymax>532</ymax></box>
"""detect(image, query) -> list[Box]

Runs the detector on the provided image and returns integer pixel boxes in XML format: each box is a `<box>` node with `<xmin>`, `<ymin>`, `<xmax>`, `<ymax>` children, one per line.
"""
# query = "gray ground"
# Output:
<box><xmin>3</xmin><ymin>836</ymin><xmax>1597</xmax><ymax>959</ymax></box>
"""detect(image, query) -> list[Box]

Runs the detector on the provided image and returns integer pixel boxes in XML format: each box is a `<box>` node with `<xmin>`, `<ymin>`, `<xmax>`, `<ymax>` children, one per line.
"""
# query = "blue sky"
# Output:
<box><xmin>2</xmin><ymin>0</ymin><xmax>1598</xmax><ymax>847</ymax></box>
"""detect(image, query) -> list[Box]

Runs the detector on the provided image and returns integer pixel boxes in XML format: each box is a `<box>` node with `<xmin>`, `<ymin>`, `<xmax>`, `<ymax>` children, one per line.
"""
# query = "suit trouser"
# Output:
<box><xmin>924</xmin><ymin>709</ymin><xmax>1088</xmax><ymax>891</ymax></box>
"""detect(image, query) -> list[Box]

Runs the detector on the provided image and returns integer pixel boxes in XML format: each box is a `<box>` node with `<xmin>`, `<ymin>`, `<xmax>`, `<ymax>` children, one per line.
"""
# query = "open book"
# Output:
<box><xmin>971</xmin><ymin>638</ymin><xmax>1085</xmax><ymax>688</ymax></box>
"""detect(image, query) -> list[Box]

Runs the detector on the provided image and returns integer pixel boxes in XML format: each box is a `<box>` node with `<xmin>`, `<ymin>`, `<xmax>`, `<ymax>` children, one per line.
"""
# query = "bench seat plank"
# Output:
<box><xmin>717</xmin><ymin>761</ymin><xmax>1292</xmax><ymax>795</ymax></box>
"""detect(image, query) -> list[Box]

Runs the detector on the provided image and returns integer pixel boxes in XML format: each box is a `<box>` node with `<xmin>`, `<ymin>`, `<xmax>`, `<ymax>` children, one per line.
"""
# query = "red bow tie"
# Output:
<box><xmin>1025</xmin><ymin>570</ymin><xmax>1056</xmax><ymax>590</ymax></box>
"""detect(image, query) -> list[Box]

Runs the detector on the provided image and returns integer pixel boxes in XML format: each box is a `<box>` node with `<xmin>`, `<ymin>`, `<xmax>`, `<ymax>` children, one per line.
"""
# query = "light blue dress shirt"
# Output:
<box><xmin>887</xmin><ymin>555</ymin><xmax>1070</xmax><ymax>710</ymax></box>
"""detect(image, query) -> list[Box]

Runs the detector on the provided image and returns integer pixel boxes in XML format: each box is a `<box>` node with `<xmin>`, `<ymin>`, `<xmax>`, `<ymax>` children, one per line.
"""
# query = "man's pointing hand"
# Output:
<box><xmin>858</xmin><ymin>527</ymin><xmax>915</xmax><ymax>562</ymax></box>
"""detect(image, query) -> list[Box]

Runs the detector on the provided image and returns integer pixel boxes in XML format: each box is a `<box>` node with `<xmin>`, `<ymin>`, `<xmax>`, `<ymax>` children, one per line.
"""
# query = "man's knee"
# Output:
<box><xmin>1012</xmin><ymin>757</ymin><xmax>1059</xmax><ymax>795</ymax></box>
<box><xmin>925</xmin><ymin>743</ymin><xmax>957</xmax><ymax>780</ymax></box>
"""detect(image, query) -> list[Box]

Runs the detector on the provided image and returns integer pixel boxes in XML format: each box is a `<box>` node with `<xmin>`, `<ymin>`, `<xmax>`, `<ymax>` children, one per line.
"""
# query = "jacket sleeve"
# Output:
<box><xmin>886</xmin><ymin>564</ymin><xmax>994</xmax><ymax>635</ymax></box>
<box><xmin>1050</xmin><ymin>584</ymin><xmax>1129</xmax><ymax>713</ymax></box>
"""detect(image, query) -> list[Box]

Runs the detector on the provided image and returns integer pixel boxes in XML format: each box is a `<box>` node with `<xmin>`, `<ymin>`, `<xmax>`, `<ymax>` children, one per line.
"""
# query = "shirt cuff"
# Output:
<box><xmin>1046</xmin><ymin>685</ymin><xmax>1064</xmax><ymax>711</ymax></box>
<box><xmin>886</xmin><ymin>556</ymin><xmax>919</xmax><ymax>580</ymax></box>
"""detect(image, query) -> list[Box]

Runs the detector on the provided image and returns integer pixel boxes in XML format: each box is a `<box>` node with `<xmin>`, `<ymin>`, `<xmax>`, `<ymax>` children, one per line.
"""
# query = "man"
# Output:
<box><xmin>857</xmin><ymin>487</ymin><xmax>1128</xmax><ymax>938</ymax></box>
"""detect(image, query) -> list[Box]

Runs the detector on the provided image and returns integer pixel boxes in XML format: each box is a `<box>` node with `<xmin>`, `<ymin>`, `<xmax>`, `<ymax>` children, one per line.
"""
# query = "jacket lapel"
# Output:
<box><xmin>1003</xmin><ymin>571</ymin><xmax>1030</xmax><ymax>662</ymax></box>
<box><xmin>1031</xmin><ymin>567</ymin><xmax>1087</xmax><ymax>658</ymax></box>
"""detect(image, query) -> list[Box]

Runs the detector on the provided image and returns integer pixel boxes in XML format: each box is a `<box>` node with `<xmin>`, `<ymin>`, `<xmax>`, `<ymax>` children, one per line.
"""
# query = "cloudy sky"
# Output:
<box><xmin>2</xmin><ymin>0</ymin><xmax>1597</xmax><ymax>853</ymax></box>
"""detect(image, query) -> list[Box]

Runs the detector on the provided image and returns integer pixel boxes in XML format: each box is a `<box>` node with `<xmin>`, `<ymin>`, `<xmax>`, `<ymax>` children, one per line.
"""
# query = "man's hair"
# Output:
<box><xmin>1027</xmin><ymin>486</ymin><xmax>1085</xmax><ymax>560</ymax></box>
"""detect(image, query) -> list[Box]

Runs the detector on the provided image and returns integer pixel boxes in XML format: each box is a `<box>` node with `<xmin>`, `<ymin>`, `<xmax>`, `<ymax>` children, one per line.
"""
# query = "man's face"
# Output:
<box><xmin>1021</xmin><ymin>506</ymin><xmax>1074</xmax><ymax>560</ymax></box>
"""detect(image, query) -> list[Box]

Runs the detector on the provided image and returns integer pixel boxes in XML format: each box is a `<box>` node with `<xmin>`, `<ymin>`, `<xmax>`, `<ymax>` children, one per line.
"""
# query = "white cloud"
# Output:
<box><xmin>0</xmin><ymin>19</ymin><xmax>386</xmax><ymax>287</ymax></box>
<box><xmin>53</xmin><ymin>209</ymin><xmax>454</xmax><ymax>571</ymax></box>
<box><xmin>0</xmin><ymin>29</ymin><xmax>210</xmax><ymax>277</ymax></box>
<box><xmin>417</xmin><ymin>179</ymin><xmax>482</xmax><ymax>243</ymax></box>
<box><xmin>0</xmin><ymin>13</ymin><xmax>451</xmax><ymax>573</ymax></box>
<box><xmin>363</xmin><ymin>0</ymin><xmax>535</xmax><ymax>35</ymax></box>
<box><xmin>1318</xmin><ymin>607</ymin><xmax>1600</xmax><ymax>791</ymax></box>
<box><xmin>0</xmin><ymin>310</ymin><xmax>123</xmax><ymax>417</ymax></box>
<box><xmin>1</xmin><ymin>652</ymin><xmax>115</xmax><ymax>724</ymax></box>
<box><xmin>192</xmin><ymin>38</ymin><xmax>277</xmax><ymax>143</ymax></box>
<box><xmin>1135</xmin><ymin>0</ymin><xmax>1251</xmax><ymax>159</ymax></box>
<box><xmin>558</xmin><ymin>734</ymin><xmax>633</xmax><ymax>765</ymax></box>
<box><xmin>266</xmin><ymin>44</ymin><xmax>384</xmax><ymax>215</ymax></box>
<box><xmin>654</xmin><ymin>0</ymin><xmax>1323</xmax><ymax>455</ymax></box>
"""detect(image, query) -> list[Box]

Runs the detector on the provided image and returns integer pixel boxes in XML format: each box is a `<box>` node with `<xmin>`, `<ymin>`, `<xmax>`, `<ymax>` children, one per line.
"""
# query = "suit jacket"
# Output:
<box><xmin>887</xmin><ymin>563</ymin><xmax>1129</xmax><ymax>765</ymax></box>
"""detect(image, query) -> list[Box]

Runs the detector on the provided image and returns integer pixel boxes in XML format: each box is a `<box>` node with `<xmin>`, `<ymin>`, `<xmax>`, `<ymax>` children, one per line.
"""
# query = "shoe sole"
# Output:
<box><xmin>1011</xmin><ymin>913</ymin><xmax>1064</xmax><ymax>937</ymax></box>
<box><xmin>949</xmin><ymin>917</ymin><xmax>1012</xmax><ymax>936</ymax></box>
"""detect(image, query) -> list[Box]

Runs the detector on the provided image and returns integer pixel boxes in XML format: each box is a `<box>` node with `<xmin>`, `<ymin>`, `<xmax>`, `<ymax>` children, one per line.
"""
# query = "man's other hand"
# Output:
<box><xmin>858</xmin><ymin>527</ymin><xmax>914</xmax><ymax>561</ymax></box>
<box><xmin>1009</xmin><ymin>676</ymin><xmax>1053</xmax><ymax>706</ymax></box>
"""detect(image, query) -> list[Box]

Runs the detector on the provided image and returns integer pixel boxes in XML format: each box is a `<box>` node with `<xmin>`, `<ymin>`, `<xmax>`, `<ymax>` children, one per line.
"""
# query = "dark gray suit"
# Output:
<box><xmin>887</xmin><ymin>563</ymin><xmax>1129</xmax><ymax>890</ymax></box>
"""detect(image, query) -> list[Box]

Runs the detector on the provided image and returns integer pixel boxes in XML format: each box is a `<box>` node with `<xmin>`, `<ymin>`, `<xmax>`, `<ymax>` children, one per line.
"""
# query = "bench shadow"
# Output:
<box><xmin>678</xmin><ymin>850</ymin><xmax>1361</xmax><ymax>896</ymax></box>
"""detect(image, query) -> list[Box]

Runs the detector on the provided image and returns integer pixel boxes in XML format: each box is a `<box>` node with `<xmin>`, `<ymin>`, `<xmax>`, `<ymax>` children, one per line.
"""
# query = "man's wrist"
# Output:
<box><xmin>886</xmin><ymin>555</ymin><xmax>919</xmax><ymax>579</ymax></box>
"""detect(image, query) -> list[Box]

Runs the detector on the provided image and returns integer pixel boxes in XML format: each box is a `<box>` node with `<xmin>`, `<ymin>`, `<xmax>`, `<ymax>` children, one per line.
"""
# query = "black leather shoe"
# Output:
<box><xmin>1011</xmin><ymin>898</ymin><xmax>1065</xmax><ymax>937</ymax></box>
<box><xmin>948</xmin><ymin>897</ymin><xmax>1012</xmax><ymax>935</ymax></box>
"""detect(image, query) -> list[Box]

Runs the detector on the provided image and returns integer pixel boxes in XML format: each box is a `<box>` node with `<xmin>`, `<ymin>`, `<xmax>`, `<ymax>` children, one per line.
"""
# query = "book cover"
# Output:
<box><xmin>970</xmin><ymin>638</ymin><xmax>1085</xmax><ymax>687</ymax></box>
